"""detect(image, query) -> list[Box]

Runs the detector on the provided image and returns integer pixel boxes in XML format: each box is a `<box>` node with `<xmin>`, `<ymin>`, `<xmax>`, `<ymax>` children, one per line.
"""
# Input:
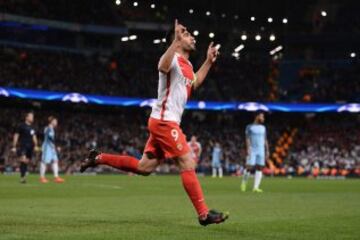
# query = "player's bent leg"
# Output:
<box><xmin>176</xmin><ymin>153</ymin><xmax>229</xmax><ymax>226</ymax></box>
<box><xmin>136</xmin><ymin>153</ymin><xmax>159</xmax><ymax>176</ymax></box>
<box><xmin>80</xmin><ymin>149</ymin><xmax>159</xmax><ymax>176</ymax></box>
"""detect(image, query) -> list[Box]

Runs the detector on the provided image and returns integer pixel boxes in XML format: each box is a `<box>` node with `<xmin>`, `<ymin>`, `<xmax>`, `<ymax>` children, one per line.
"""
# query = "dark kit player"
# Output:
<box><xmin>11</xmin><ymin>111</ymin><xmax>39</xmax><ymax>183</ymax></box>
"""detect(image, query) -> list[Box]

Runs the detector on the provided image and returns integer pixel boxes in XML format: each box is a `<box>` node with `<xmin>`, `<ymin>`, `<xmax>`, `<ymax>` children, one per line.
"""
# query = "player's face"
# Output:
<box><xmin>181</xmin><ymin>30</ymin><xmax>196</xmax><ymax>51</ymax></box>
<box><xmin>26</xmin><ymin>113</ymin><xmax>34</xmax><ymax>124</ymax></box>
<box><xmin>257</xmin><ymin>113</ymin><xmax>265</xmax><ymax>123</ymax></box>
<box><xmin>191</xmin><ymin>136</ymin><xmax>197</xmax><ymax>142</ymax></box>
<box><xmin>52</xmin><ymin>119</ymin><xmax>58</xmax><ymax>128</ymax></box>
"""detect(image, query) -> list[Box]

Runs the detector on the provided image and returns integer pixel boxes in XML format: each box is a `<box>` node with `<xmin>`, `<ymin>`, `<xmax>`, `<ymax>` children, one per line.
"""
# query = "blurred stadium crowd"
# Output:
<box><xmin>0</xmin><ymin>108</ymin><xmax>359</xmax><ymax>177</ymax></box>
<box><xmin>1</xmin><ymin>46</ymin><xmax>359</xmax><ymax>102</ymax></box>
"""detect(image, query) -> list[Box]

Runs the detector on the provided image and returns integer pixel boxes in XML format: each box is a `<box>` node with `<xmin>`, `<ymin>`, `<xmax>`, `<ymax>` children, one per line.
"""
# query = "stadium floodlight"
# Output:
<box><xmin>232</xmin><ymin>52</ymin><xmax>240</xmax><ymax>58</ymax></box>
<box><xmin>121</xmin><ymin>36</ymin><xmax>129</xmax><ymax>42</ymax></box>
<box><xmin>153</xmin><ymin>39</ymin><xmax>161</xmax><ymax>44</ymax></box>
<box><xmin>209</xmin><ymin>32</ymin><xmax>215</xmax><ymax>38</ymax></box>
<box><xmin>234</xmin><ymin>15</ymin><xmax>239</xmax><ymax>20</ymax></box>
<box><xmin>269</xmin><ymin>34</ymin><xmax>276</xmax><ymax>41</ymax></box>
<box><xmin>350</xmin><ymin>52</ymin><xmax>356</xmax><ymax>58</ymax></box>
<box><xmin>282</xmin><ymin>18</ymin><xmax>288</xmax><ymax>24</ymax></box>
<box><xmin>270</xmin><ymin>45</ymin><xmax>283</xmax><ymax>55</ymax></box>
<box><xmin>193</xmin><ymin>30</ymin><xmax>199</xmax><ymax>36</ymax></box>
<box><xmin>133</xmin><ymin>1</ymin><xmax>138</xmax><ymax>7</ymax></box>
<box><xmin>189</xmin><ymin>9</ymin><xmax>194</xmax><ymax>14</ymax></box>
<box><xmin>268</xmin><ymin>17</ymin><xmax>273</xmax><ymax>23</ymax></box>
<box><xmin>206</xmin><ymin>11</ymin><xmax>211</xmax><ymax>16</ymax></box>
<box><xmin>255</xmin><ymin>34</ymin><xmax>261</xmax><ymax>41</ymax></box>
<box><xmin>251</xmin><ymin>16</ymin><xmax>255</xmax><ymax>21</ymax></box>
<box><xmin>115</xmin><ymin>0</ymin><xmax>121</xmax><ymax>6</ymax></box>
<box><xmin>241</xmin><ymin>34</ymin><xmax>247</xmax><ymax>41</ymax></box>
<box><xmin>150</xmin><ymin>3</ymin><xmax>155</xmax><ymax>9</ymax></box>
<box><xmin>161</xmin><ymin>38</ymin><xmax>166</xmax><ymax>43</ymax></box>
<box><xmin>234</xmin><ymin>44</ymin><xmax>244</xmax><ymax>52</ymax></box>
<box><xmin>321</xmin><ymin>10</ymin><xmax>327</xmax><ymax>17</ymax></box>
<box><xmin>221</xmin><ymin>13</ymin><xmax>226</xmax><ymax>18</ymax></box>
<box><xmin>129</xmin><ymin>35</ymin><xmax>137</xmax><ymax>40</ymax></box>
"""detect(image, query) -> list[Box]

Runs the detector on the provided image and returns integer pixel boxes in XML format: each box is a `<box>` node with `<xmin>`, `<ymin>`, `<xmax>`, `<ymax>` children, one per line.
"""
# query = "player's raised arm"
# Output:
<box><xmin>193</xmin><ymin>42</ymin><xmax>219</xmax><ymax>90</ymax></box>
<box><xmin>158</xmin><ymin>19</ymin><xmax>185</xmax><ymax>73</ymax></box>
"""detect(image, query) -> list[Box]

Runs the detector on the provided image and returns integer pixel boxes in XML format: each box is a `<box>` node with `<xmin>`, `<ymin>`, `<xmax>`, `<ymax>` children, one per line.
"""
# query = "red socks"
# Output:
<box><xmin>98</xmin><ymin>153</ymin><xmax>141</xmax><ymax>174</ymax></box>
<box><xmin>181</xmin><ymin>170</ymin><xmax>209</xmax><ymax>217</ymax></box>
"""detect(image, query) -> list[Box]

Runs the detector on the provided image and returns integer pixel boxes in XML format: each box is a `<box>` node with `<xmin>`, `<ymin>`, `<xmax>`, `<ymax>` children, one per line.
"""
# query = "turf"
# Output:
<box><xmin>0</xmin><ymin>175</ymin><xmax>359</xmax><ymax>240</ymax></box>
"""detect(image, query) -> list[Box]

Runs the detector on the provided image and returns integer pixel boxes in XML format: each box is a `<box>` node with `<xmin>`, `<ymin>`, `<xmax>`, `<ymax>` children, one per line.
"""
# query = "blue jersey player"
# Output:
<box><xmin>211</xmin><ymin>142</ymin><xmax>223</xmax><ymax>178</ymax></box>
<box><xmin>241</xmin><ymin>112</ymin><xmax>269</xmax><ymax>192</ymax></box>
<box><xmin>40</xmin><ymin>116</ymin><xmax>64</xmax><ymax>183</ymax></box>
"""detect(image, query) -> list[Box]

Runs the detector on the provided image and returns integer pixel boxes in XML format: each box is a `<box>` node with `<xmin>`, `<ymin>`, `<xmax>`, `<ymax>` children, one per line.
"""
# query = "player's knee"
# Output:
<box><xmin>177</xmin><ymin>154</ymin><xmax>196</xmax><ymax>171</ymax></box>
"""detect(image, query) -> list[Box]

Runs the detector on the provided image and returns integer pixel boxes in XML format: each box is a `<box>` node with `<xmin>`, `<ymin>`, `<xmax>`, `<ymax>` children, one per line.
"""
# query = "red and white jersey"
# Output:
<box><xmin>150</xmin><ymin>52</ymin><xmax>195</xmax><ymax>124</ymax></box>
<box><xmin>188</xmin><ymin>141</ymin><xmax>202</xmax><ymax>160</ymax></box>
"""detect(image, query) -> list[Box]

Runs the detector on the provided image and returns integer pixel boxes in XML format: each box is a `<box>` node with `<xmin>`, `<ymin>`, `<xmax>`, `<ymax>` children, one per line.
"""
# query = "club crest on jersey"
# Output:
<box><xmin>177</xmin><ymin>143</ymin><xmax>183</xmax><ymax>151</ymax></box>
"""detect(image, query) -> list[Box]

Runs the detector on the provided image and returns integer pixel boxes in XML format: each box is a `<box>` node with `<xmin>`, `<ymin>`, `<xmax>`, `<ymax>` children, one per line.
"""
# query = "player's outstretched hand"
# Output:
<box><xmin>207</xmin><ymin>42</ymin><xmax>219</xmax><ymax>63</ymax></box>
<box><xmin>174</xmin><ymin>19</ymin><xmax>186</xmax><ymax>42</ymax></box>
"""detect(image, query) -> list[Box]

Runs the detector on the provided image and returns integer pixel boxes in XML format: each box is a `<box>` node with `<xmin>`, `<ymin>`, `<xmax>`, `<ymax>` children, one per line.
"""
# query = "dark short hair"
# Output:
<box><xmin>254</xmin><ymin>111</ymin><xmax>265</xmax><ymax>118</ymax></box>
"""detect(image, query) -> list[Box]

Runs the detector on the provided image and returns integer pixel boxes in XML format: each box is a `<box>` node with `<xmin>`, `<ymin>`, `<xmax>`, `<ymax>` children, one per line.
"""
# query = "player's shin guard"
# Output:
<box><xmin>98</xmin><ymin>153</ymin><xmax>141</xmax><ymax>174</ymax></box>
<box><xmin>180</xmin><ymin>170</ymin><xmax>209</xmax><ymax>218</ymax></box>
<box><xmin>20</xmin><ymin>162</ymin><xmax>27</xmax><ymax>178</ymax></box>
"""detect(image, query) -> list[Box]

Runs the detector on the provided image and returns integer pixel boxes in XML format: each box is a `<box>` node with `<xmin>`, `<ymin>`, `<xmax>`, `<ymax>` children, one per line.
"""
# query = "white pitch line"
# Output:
<box><xmin>81</xmin><ymin>183</ymin><xmax>123</xmax><ymax>190</ymax></box>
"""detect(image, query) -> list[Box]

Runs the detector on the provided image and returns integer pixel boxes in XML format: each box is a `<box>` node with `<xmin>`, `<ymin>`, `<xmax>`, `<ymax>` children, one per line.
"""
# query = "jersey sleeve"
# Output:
<box><xmin>159</xmin><ymin>54</ymin><xmax>177</xmax><ymax>75</ymax></box>
<box><xmin>170</xmin><ymin>54</ymin><xmax>178</xmax><ymax>72</ymax></box>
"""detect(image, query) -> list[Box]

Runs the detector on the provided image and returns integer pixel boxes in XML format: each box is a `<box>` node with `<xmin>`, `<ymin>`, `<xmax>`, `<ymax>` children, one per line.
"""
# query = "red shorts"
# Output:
<box><xmin>144</xmin><ymin>117</ymin><xmax>190</xmax><ymax>160</ymax></box>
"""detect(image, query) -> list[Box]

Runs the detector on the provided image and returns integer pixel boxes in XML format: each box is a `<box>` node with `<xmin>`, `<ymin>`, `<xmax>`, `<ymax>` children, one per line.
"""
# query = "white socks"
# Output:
<box><xmin>212</xmin><ymin>167</ymin><xmax>223</xmax><ymax>177</ymax></box>
<box><xmin>218</xmin><ymin>167</ymin><xmax>223</xmax><ymax>178</ymax></box>
<box><xmin>52</xmin><ymin>162</ymin><xmax>59</xmax><ymax>178</ymax></box>
<box><xmin>254</xmin><ymin>170</ymin><xmax>263</xmax><ymax>189</ymax></box>
<box><xmin>40</xmin><ymin>162</ymin><xmax>46</xmax><ymax>178</ymax></box>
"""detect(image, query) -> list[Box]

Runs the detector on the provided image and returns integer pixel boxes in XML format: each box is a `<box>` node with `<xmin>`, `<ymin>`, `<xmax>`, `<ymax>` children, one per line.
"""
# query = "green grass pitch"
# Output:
<box><xmin>0</xmin><ymin>175</ymin><xmax>359</xmax><ymax>240</ymax></box>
